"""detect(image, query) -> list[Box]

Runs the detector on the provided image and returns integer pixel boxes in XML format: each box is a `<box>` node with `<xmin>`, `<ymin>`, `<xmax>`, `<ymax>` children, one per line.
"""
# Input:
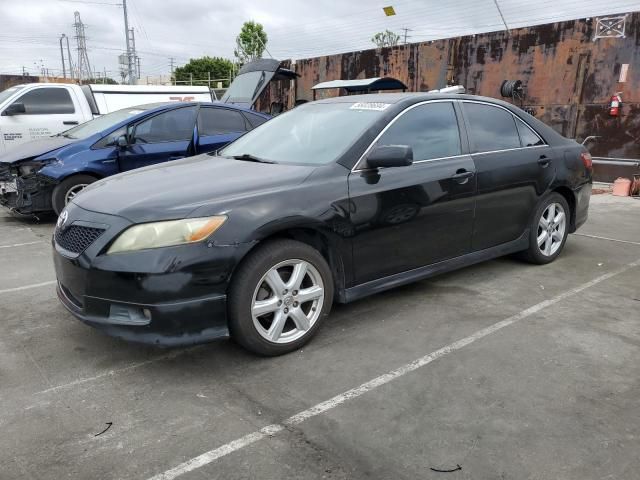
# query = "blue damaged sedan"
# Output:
<box><xmin>0</xmin><ymin>102</ymin><xmax>270</xmax><ymax>215</ymax></box>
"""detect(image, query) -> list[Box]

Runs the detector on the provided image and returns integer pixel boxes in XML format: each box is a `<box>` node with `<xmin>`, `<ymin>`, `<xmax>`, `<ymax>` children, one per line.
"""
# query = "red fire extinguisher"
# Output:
<box><xmin>609</xmin><ymin>93</ymin><xmax>623</xmax><ymax>117</ymax></box>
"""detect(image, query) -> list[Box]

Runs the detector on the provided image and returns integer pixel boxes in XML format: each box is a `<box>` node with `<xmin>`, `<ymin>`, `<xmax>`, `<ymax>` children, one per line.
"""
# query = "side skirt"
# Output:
<box><xmin>339</xmin><ymin>230</ymin><xmax>529</xmax><ymax>303</ymax></box>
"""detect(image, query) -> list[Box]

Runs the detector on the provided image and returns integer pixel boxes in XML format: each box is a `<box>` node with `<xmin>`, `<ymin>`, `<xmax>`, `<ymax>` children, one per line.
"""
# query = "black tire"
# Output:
<box><xmin>228</xmin><ymin>239</ymin><xmax>334</xmax><ymax>356</ymax></box>
<box><xmin>52</xmin><ymin>174</ymin><xmax>97</xmax><ymax>215</ymax></box>
<box><xmin>519</xmin><ymin>192</ymin><xmax>570</xmax><ymax>265</ymax></box>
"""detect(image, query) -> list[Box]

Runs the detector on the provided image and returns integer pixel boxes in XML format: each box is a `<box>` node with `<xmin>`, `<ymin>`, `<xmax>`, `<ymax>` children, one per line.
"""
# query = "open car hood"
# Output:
<box><xmin>0</xmin><ymin>136</ymin><xmax>75</xmax><ymax>165</ymax></box>
<box><xmin>221</xmin><ymin>59</ymin><xmax>298</xmax><ymax>109</ymax></box>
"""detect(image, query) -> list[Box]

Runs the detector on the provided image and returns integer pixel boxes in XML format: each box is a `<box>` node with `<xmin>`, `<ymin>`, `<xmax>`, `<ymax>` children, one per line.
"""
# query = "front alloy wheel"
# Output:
<box><xmin>52</xmin><ymin>174</ymin><xmax>98</xmax><ymax>215</ymax></box>
<box><xmin>228</xmin><ymin>239</ymin><xmax>333</xmax><ymax>356</ymax></box>
<box><xmin>64</xmin><ymin>183</ymin><xmax>90</xmax><ymax>204</ymax></box>
<box><xmin>251</xmin><ymin>260</ymin><xmax>324</xmax><ymax>343</ymax></box>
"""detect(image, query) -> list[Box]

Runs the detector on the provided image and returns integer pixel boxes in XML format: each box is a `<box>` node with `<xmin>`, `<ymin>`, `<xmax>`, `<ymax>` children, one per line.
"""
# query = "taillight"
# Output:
<box><xmin>581</xmin><ymin>152</ymin><xmax>593</xmax><ymax>170</ymax></box>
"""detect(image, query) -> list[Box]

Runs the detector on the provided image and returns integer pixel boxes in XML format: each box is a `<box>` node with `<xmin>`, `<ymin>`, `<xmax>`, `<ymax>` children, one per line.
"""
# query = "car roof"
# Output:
<box><xmin>314</xmin><ymin>92</ymin><xmax>508</xmax><ymax>106</ymax></box>
<box><xmin>136</xmin><ymin>101</ymin><xmax>271</xmax><ymax>118</ymax></box>
<box><xmin>314</xmin><ymin>92</ymin><xmax>569</xmax><ymax>146</ymax></box>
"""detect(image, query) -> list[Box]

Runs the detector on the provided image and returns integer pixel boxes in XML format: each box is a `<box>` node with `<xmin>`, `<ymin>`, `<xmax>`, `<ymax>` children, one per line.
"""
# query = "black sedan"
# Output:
<box><xmin>53</xmin><ymin>93</ymin><xmax>592</xmax><ymax>355</ymax></box>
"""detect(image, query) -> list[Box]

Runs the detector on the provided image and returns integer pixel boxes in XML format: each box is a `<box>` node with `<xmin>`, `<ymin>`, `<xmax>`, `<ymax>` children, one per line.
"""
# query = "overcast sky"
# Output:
<box><xmin>0</xmin><ymin>0</ymin><xmax>638</xmax><ymax>81</ymax></box>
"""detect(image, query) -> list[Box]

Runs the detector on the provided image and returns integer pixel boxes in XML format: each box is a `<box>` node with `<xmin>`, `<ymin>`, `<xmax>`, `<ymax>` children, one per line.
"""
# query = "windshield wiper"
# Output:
<box><xmin>231</xmin><ymin>153</ymin><xmax>276</xmax><ymax>164</ymax></box>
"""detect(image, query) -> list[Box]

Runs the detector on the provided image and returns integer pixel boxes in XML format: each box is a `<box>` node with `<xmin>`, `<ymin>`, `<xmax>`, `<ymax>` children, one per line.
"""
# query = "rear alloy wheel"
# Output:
<box><xmin>228</xmin><ymin>240</ymin><xmax>333</xmax><ymax>356</ymax></box>
<box><xmin>537</xmin><ymin>202</ymin><xmax>567</xmax><ymax>257</ymax></box>
<box><xmin>520</xmin><ymin>193</ymin><xmax>570</xmax><ymax>264</ymax></box>
<box><xmin>52</xmin><ymin>174</ymin><xmax>97</xmax><ymax>215</ymax></box>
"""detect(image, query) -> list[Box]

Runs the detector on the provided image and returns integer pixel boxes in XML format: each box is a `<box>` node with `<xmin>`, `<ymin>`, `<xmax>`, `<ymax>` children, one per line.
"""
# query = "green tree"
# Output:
<box><xmin>86</xmin><ymin>77</ymin><xmax>118</xmax><ymax>84</ymax></box>
<box><xmin>174</xmin><ymin>56</ymin><xmax>234</xmax><ymax>87</ymax></box>
<box><xmin>371</xmin><ymin>30</ymin><xmax>401</xmax><ymax>48</ymax></box>
<box><xmin>234</xmin><ymin>21</ymin><xmax>268</xmax><ymax>63</ymax></box>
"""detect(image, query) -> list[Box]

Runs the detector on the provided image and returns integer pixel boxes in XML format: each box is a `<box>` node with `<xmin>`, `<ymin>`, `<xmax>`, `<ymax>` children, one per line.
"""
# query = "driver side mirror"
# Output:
<box><xmin>366</xmin><ymin>145</ymin><xmax>413</xmax><ymax>169</ymax></box>
<box><xmin>116</xmin><ymin>135</ymin><xmax>129</xmax><ymax>148</ymax></box>
<box><xmin>3</xmin><ymin>102</ymin><xmax>26</xmax><ymax>116</ymax></box>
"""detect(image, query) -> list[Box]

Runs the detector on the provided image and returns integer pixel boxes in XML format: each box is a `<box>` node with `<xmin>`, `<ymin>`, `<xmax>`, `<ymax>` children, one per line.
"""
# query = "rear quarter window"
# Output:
<box><xmin>515</xmin><ymin>118</ymin><xmax>544</xmax><ymax>147</ymax></box>
<box><xmin>243</xmin><ymin>112</ymin><xmax>268</xmax><ymax>129</ymax></box>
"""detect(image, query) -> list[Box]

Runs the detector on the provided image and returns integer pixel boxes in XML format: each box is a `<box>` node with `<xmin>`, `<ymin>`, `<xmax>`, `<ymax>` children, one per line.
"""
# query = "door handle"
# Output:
<box><xmin>63</xmin><ymin>121</ymin><xmax>79</xmax><ymax>125</ymax></box>
<box><xmin>538</xmin><ymin>155</ymin><xmax>551</xmax><ymax>167</ymax></box>
<box><xmin>451</xmin><ymin>170</ymin><xmax>474</xmax><ymax>184</ymax></box>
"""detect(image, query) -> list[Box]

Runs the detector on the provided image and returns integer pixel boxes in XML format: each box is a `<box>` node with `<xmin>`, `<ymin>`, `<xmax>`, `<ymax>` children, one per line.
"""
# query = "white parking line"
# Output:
<box><xmin>35</xmin><ymin>347</ymin><xmax>202</xmax><ymax>395</ymax></box>
<box><xmin>0</xmin><ymin>241</ymin><xmax>45</xmax><ymax>249</ymax></box>
<box><xmin>0</xmin><ymin>281</ymin><xmax>56</xmax><ymax>295</ymax></box>
<box><xmin>572</xmin><ymin>233</ymin><xmax>640</xmax><ymax>246</ymax></box>
<box><xmin>147</xmin><ymin>259</ymin><xmax>640</xmax><ymax>480</ymax></box>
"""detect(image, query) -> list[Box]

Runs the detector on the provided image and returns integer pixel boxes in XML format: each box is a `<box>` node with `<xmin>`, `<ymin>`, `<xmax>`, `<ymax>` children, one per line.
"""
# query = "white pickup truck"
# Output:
<box><xmin>0</xmin><ymin>83</ymin><xmax>216</xmax><ymax>154</ymax></box>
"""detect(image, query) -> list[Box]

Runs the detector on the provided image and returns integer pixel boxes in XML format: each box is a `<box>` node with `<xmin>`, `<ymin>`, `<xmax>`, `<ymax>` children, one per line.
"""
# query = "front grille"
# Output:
<box><xmin>55</xmin><ymin>225</ymin><xmax>105</xmax><ymax>254</ymax></box>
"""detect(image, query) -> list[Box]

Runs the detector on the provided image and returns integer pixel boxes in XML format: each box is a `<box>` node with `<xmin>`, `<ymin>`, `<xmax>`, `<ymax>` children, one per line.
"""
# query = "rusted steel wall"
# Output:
<box><xmin>292</xmin><ymin>12</ymin><xmax>640</xmax><ymax>160</ymax></box>
<box><xmin>0</xmin><ymin>75</ymin><xmax>40</xmax><ymax>91</ymax></box>
<box><xmin>0</xmin><ymin>75</ymin><xmax>80</xmax><ymax>92</ymax></box>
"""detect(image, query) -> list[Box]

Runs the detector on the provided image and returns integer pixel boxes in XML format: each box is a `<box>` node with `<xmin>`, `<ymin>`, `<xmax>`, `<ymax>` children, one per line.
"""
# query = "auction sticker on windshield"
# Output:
<box><xmin>350</xmin><ymin>102</ymin><xmax>391</xmax><ymax>111</ymax></box>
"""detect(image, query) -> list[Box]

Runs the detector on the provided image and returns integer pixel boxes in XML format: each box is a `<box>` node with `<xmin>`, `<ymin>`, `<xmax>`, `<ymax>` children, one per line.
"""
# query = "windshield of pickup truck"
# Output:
<box><xmin>61</xmin><ymin>103</ymin><xmax>164</xmax><ymax>140</ymax></box>
<box><xmin>0</xmin><ymin>86</ymin><xmax>25</xmax><ymax>106</ymax></box>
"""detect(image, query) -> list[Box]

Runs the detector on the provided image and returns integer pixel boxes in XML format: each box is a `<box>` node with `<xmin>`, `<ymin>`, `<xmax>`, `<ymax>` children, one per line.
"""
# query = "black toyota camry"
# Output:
<box><xmin>53</xmin><ymin>93</ymin><xmax>592</xmax><ymax>355</ymax></box>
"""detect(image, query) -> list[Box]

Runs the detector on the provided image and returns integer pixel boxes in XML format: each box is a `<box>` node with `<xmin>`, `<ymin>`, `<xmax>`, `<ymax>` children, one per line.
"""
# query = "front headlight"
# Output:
<box><xmin>107</xmin><ymin>216</ymin><xmax>227</xmax><ymax>254</ymax></box>
<box><xmin>19</xmin><ymin>161</ymin><xmax>47</xmax><ymax>176</ymax></box>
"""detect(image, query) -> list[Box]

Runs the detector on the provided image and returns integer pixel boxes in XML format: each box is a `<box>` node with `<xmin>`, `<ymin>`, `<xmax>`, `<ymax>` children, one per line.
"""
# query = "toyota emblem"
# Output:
<box><xmin>57</xmin><ymin>210</ymin><xmax>69</xmax><ymax>229</ymax></box>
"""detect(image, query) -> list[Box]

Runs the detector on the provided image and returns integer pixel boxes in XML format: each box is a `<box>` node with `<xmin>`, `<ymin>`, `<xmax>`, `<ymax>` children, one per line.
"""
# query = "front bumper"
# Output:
<box><xmin>53</xmin><ymin>203</ymin><xmax>252</xmax><ymax>346</ymax></box>
<box><xmin>0</xmin><ymin>169</ymin><xmax>54</xmax><ymax>214</ymax></box>
<box><xmin>56</xmin><ymin>279</ymin><xmax>229</xmax><ymax>347</ymax></box>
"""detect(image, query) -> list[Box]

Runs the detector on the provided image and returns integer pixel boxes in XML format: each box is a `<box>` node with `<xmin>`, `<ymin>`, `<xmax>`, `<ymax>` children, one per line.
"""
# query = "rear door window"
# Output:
<box><xmin>375</xmin><ymin>102</ymin><xmax>461</xmax><ymax>161</ymax></box>
<box><xmin>463</xmin><ymin>102</ymin><xmax>521</xmax><ymax>152</ymax></box>
<box><xmin>516</xmin><ymin>118</ymin><xmax>544</xmax><ymax>147</ymax></box>
<box><xmin>15</xmin><ymin>88</ymin><xmax>75</xmax><ymax>115</ymax></box>
<box><xmin>133</xmin><ymin>107</ymin><xmax>197</xmax><ymax>144</ymax></box>
<box><xmin>198</xmin><ymin>108</ymin><xmax>247</xmax><ymax>136</ymax></box>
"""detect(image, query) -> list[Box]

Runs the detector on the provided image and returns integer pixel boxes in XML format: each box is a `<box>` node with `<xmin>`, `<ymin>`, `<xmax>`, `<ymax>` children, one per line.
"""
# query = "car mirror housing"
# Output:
<box><xmin>3</xmin><ymin>102</ymin><xmax>26</xmax><ymax>116</ymax></box>
<box><xmin>366</xmin><ymin>145</ymin><xmax>413</xmax><ymax>169</ymax></box>
<box><xmin>116</xmin><ymin>135</ymin><xmax>129</xmax><ymax>148</ymax></box>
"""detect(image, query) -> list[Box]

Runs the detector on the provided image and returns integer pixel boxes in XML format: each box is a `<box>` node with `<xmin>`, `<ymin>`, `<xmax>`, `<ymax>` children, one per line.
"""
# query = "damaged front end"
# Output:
<box><xmin>0</xmin><ymin>162</ymin><xmax>55</xmax><ymax>216</ymax></box>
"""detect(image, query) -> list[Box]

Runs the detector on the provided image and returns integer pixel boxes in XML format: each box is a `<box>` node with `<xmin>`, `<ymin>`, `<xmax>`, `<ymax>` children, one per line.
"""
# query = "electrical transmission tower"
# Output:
<box><xmin>73</xmin><ymin>11</ymin><xmax>93</xmax><ymax>81</ymax></box>
<box><xmin>121</xmin><ymin>0</ymin><xmax>140</xmax><ymax>85</ymax></box>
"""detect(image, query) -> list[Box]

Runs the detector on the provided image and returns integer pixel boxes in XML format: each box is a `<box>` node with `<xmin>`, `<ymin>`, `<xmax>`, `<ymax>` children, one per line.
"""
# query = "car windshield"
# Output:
<box><xmin>60</xmin><ymin>104</ymin><xmax>163</xmax><ymax>140</ymax></box>
<box><xmin>221</xmin><ymin>102</ymin><xmax>387</xmax><ymax>165</ymax></box>
<box><xmin>0</xmin><ymin>85</ymin><xmax>25</xmax><ymax>105</ymax></box>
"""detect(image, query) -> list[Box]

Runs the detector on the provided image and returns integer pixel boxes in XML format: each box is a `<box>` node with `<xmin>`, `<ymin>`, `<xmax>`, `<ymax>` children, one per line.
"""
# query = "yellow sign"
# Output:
<box><xmin>383</xmin><ymin>6</ymin><xmax>396</xmax><ymax>16</ymax></box>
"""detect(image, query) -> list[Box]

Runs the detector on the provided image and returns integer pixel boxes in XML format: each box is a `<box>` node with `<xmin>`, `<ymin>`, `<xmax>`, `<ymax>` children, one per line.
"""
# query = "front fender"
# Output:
<box><xmin>38</xmin><ymin>149</ymin><xmax>118</xmax><ymax>182</ymax></box>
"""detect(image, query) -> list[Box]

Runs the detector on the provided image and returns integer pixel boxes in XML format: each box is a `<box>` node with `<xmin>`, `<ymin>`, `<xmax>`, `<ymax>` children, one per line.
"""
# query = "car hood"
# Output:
<box><xmin>73</xmin><ymin>154</ymin><xmax>315</xmax><ymax>223</ymax></box>
<box><xmin>0</xmin><ymin>136</ymin><xmax>76</xmax><ymax>164</ymax></box>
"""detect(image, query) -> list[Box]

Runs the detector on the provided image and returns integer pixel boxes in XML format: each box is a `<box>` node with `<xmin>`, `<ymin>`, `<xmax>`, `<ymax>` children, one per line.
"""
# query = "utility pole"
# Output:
<box><xmin>122</xmin><ymin>0</ymin><xmax>135</xmax><ymax>84</ymax></box>
<box><xmin>401</xmin><ymin>27</ymin><xmax>412</xmax><ymax>45</ymax></box>
<box><xmin>65</xmin><ymin>34</ymin><xmax>75</xmax><ymax>80</ymax></box>
<box><xmin>59</xmin><ymin>34</ymin><xmax>67</xmax><ymax>78</ymax></box>
<box><xmin>169</xmin><ymin>57</ymin><xmax>175</xmax><ymax>84</ymax></box>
